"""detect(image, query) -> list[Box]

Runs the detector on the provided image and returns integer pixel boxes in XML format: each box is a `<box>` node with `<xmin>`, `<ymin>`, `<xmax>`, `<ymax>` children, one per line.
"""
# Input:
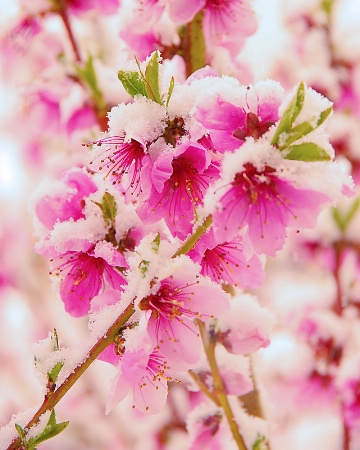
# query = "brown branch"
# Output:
<box><xmin>6</xmin><ymin>301</ymin><xmax>135</xmax><ymax>450</ymax></box>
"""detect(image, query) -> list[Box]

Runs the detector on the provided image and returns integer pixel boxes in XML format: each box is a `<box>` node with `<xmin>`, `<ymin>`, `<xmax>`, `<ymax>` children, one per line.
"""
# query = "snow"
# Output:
<box><xmin>107</xmin><ymin>97</ymin><xmax>166</xmax><ymax>143</ymax></box>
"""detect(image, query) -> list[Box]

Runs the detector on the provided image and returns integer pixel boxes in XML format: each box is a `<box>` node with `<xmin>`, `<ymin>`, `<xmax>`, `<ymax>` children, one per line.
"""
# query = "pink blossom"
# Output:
<box><xmin>50</xmin><ymin>241</ymin><xmax>127</xmax><ymax>317</ymax></box>
<box><xmin>137</xmin><ymin>142</ymin><xmax>219</xmax><ymax>238</ymax></box>
<box><xmin>106</xmin><ymin>348</ymin><xmax>174</xmax><ymax>414</ymax></box>
<box><xmin>119</xmin><ymin>27</ymin><xmax>159</xmax><ymax>60</ymax></box>
<box><xmin>213</xmin><ymin>163</ymin><xmax>330</xmax><ymax>256</ymax></box>
<box><xmin>343</xmin><ymin>379</ymin><xmax>360</xmax><ymax>428</ymax></box>
<box><xmin>66</xmin><ymin>104</ymin><xmax>97</xmax><ymax>135</ymax></box>
<box><xmin>189</xmin><ymin>230</ymin><xmax>264</xmax><ymax>289</ymax></box>
<box><xmin>195</xmin><ymin>92</ymin><xmax>281</xmax><ymax>153</ymax></box>
<box><xmin>89</xmin><ymin>136</ymin><xmax>152</xmax><ymax>197</ymax></box>
<box><xmin>168</xmin><ymin>0</ymin><xmax>257</xmax><ymax>55</ymax></box>
<box><xmin>188</xmin><ymin>410</ymin><xmax>223</xmax><ymax>450</ymax></box>
<box><xmin>138</xmin><ymin>260</ymin><xmax>229</xmax><ymax>364</ymax></box>
<box><xmin>67</xmin><ymin>0</ymin><xmax>120</xmax><ymax>16</ymax></box>
<box><xmin>218</xmin><ymin>294</ymin><xmax>275</xmax><ymax>355</ymax></box>
<box><xmin>35</xmin><ymin>169</ymin><xmax>97</xmax><ymax>230</ymax></box>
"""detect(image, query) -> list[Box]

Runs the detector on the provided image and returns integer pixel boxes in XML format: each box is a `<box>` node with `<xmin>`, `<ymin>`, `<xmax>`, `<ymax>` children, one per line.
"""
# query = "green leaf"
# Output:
<box><xmin>271</xmin><ymin>81</ymin><xmax>305</xmax><ymax>145</ymax></box>
<box><xmin>252</xmin><ymin>435</ymin><xmax>267</xmax><ymax>450</ymax></box>
<box><xmin>317</xmin><ymin>105</ymin><xmax>333</xmax><ymax>127</ymax></box>
<box><xmin>285</xmin><ymin>142</ymin><xmax>331</xmax><ymax>161</ymax></box>
<box><xmin>151</xmin><ymin>233</ymin><xmax>161</xmax><ymax>253</ymax></box>
<box><xmin>31</xmin><ymin>410</ymin><xmax>69</xmax><ymax>447</ymax></box>
<box><xmin>138</xmin><ymin>260</ymin><xmax>150</xmax><ymax>276</ymax></box>
<box><xmin>93</xmin><ymin>192</ymin><xmax>118</xmax><ymax>227</ymax></box>
<box><xmin>332</xmin><ymin>196</ymin><xmax>360</xmax><ymax>232</ymax></box>
<box><xmin>145</xmin><ymin>51</ymin><xmax>162</xmax><ymax>104</ymax></box>
<box><xmin>117</xmin><ymin>70</ymin><xmax>147</xmax><ymax>98</ymax></box>
<box><xmin>15</xmin><ymin>423</ymin><xmax>26</xmax><ymax>442</ymax></box>
<box><xmin>281</xmin><ymin>106</ymin><xmax>332</xmax><ymax>149</ymax></box>
<box><xmin>282</xmin><ymin>121</ymin><xmax>314</xmax><ymax>148</ymax></box>
<box><xmin>76</xmin><ymin>56</ymin><xmax>106</xmax><ymax>111</ymax></box>
<box><xmin>166</xmin><ymin>76</ymin><xmax>175</xmax><ymax>107</ymax></box>
<box><xmin>47</xmin><ymin>361</ymin><xmax>64</xmax><ymax>384</ymax></box>
<box><xmin>14</xmin><ymin>411</ymin><xmax>69</xmax><ymax>450</ymax></box>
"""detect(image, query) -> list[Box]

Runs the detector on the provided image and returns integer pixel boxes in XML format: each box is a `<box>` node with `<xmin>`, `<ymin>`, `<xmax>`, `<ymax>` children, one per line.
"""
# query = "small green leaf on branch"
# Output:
<box><xmin>166</xmin><ymin>76</ymin><xmax>175</xmax><ymax>107</ymax></box>
<box><xmin>271</xmin><ymin>81</ymin><xmax>305</xmax><ymax>145</ymax></box>
<box><xmin>284</xmin><ymin>142</ymin><xmax>331</xmax><ymax>161</ymax></box>
<box><xmin>144</xmin><ymin>50</ymin><xmax>162</xmax><ymax>104</ymax></box>
<box><xmin>93</xmin><ymin>192</ymin><xmax>118</xmax><ymax>228</ymax></box>
<box><xmin>118</xmin><ymin>70</ymin><xmax>147</xmax><ymax>98</ymax></box>
<box><xmin>14</xmin><ymin>411</ymin><xmax>69</xmax><ymax>450</ymax></box>
<box><xmin>47</xmin><ymin>361</ymin><xmax>64</xmax><ymax>385</ymax></box>
<box><xmin>252</xmin><ymin>434</ymin><xmax>267</xmax><ymax>450</ymax></box>
<box><xmin>138</xmin><ymin>260</ymin><xmax>150</xmax><ymax>276</ymax></box>
<box><xmin>332</xmin><ymin>196</ymin><xmax>360</xmax><ymax>232</ymax></box>
<box><xmin>151</xmin><ymin>233</ymin><xmax>161</xmax><ymax>253</ymax></box>
<box><xmin>76</xmin><ymin>56</ymin><xmax>106</xmax><ymax>112</ymax></box>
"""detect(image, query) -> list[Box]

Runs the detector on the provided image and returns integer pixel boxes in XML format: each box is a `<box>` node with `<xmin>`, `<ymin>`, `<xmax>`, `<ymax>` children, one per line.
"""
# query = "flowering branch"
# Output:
<box><xmin>6</xmin><ymin>300</ymin><xmax>136</xmax><ymax>450</ymax></box>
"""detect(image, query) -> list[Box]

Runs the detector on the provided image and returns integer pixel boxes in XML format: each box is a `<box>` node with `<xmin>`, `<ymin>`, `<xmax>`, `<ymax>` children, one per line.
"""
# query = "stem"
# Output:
<box><xmin>188</xmin><ymin>370</ymin><xmax>220</xmax><ymax>406</ymax></box>
<box><xmin>172</xmin><ymin>215</ymin><xmax>212</xmax><ymax>257</ymax></box>
<box><xmin>184</xmin><ymin>10</ymin><xmax>206</xmax><ymax>78</ymax></box>
<box><xmin>57</xmin><ymin>8</ymin><xmax>81</xmax><ymax>63</ymax></box>
<box><xmin>6</xmin><ymin>301</ymin><xmax>135</xmax><ymax>450</ymax></box>
<box><xmin>196</xmin><ymin>319</ymin><xmax>248</xmax><ymax>450</ymax></box>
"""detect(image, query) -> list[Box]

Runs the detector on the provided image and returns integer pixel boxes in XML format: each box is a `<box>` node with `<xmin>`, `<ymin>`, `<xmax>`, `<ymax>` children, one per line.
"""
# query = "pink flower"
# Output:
<box><xmin>213</xmin><ymin>163</ymin><xmax>330</xmax><ymax>256</ymax></box>
<box><xmin>66</xmin><ymin>104</ymin><xmax>97</xmax><ymax>135</ymax></box>
<box><xmin>35</xmin><ymin>169</ymin><xmax>97</xmax><ymax>231</ymax></box>
<box><xmin>67</xmin><ymin>0</ymin><xmax>120</xmax><ymax>16</ymax></box>
<box><xmin>89</xmin><ymin>136</ymin><xmax>152</xmax><ymax>197</ymax></box>
<box><xmin>168</xmin><ymin>0</ymin><xmax>257</xmax><ymax>55</ymax></box>
<box><xmin>189</xmin><ymin>230</ymin><xmax>264</xmax><ymax>289</ymax></box>
<box><xmin>137</xmin><ymin>259</ymin><xmax>229</xmax><ymax>364</ymax></box>
<box><xmin>137</xmin><ymin>142</ymin><xmax>219</xmax><ymax>238</ymax></box>
<box><xmin>106</xmin><ymin>348</ymin><xmax>175</xmax><ymax>414</ymax></box>
<box><xmin>218</xmin><ymin>294</ymin><xmax>275</xmax><ymax>355</ymax></box>
<box><xmin>119</xmin><ymin>27</ymin><xmax>159</xmax><ymax>60</ymax></box>
<box><xmin>195</xmin><ymin>91</ymin><xmax>281</xmax><ymax>153</ymax></box>
<box><xmin>51</xmin><ymin>241</ymin><xmax>127</xmax><ymax>317</ymax></box>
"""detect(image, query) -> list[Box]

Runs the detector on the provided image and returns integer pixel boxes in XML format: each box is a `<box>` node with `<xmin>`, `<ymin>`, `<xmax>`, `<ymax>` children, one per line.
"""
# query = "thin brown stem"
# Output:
<box><xmin>58</xmin><ymin>8</ymin><xmax>81</xmax><ymax>63</ymax></box>
<box><xmin>196</xmin><ymin>319</ymin><xmax>248</xmax><ymax>450</ymax></box>
<box><xmin>188</xmin><ymin>370</ymin><xmax>220</xmax><ymax>406</ymax></box>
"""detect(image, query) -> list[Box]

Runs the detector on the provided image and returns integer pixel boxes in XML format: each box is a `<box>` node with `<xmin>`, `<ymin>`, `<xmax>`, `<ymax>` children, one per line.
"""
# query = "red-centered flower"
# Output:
<box><xmin>137</xmin><ymin>261</ymin><xmax>229</xmax><ymax>364</ymax></box>
<box><xmin>137</xmin><ymin>142</ymin><xmax>219</xmax><ymax>238</ymax></box>
<box><xmin>89</xmin><ymin>136</ymin><xmax>151</xmax><ymax>197</ymax></box>
<box><xmin>189</xmin><ymin>230</ymin><xmax>264</xmax><ymax>289</ymax></box>
<box><xmin>51</xmin><ymin>242</ymin><xmax>127</xmax><ymax>317</ymax></box>
<box><xmin>213</xmin><ymin>163</ymin><xmax>330</xmax><ymax>256</ymax></box>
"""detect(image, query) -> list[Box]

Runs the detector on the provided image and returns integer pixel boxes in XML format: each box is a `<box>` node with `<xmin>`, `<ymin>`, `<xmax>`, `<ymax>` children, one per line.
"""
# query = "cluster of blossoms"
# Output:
<box><xmin>28</xmin><ymin>49</ymin><xmax>350</xmax><ymax>442</ymax></box>
<box><xmin>1</xmin><ymin>0</ymin><xmax>359</xmax><ymax>449</ymax></box>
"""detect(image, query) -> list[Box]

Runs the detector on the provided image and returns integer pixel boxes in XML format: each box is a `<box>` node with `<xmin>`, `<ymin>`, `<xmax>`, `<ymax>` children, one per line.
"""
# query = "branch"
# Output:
<box><xmin>196</xmin><ymin>319</ymin><xmax>248</xmax><ymax>450</ymax></box>
<box><xmin>6</xmin><ymin>301</ymin><xmax>135</xmax><ymax>450</ymax></box>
